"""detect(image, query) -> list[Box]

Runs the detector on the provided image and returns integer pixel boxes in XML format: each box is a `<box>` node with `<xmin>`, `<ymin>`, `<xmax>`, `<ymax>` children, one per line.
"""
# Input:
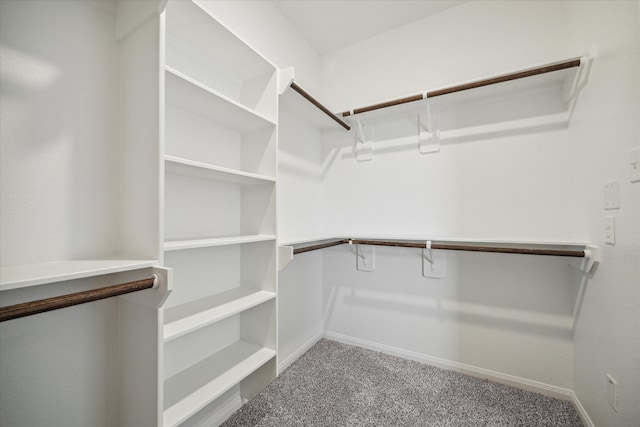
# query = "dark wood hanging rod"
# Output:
<box><xmin>293</xmin><ymin>239</ymin><xmax>348</xmax><ymax>255</ymax></box>
<box><xmin>0</xmin><ymin>277</ymin><xmax>157</xmax><ymax>322</ymax></box>
<box><xmin>291</xmin><ymin>238</ymin><xmax>585</xmax><ymax>258</ymax></box>
<box><xmin>340</xmin><ymin>58</ymin><xmax>582</xmax><ymax>117</ymax></box>
<box><xmin>290</xmin><ymin>82</ymin><xmax>351</xmax><ymax>131</ymax></box>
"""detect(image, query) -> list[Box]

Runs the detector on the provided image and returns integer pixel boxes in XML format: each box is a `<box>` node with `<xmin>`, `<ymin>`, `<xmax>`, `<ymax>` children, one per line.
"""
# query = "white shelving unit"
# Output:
<box><xmin>161</xmin><ymin>0</ymin><xmax>278</xmax><ymax>424</ymax></box>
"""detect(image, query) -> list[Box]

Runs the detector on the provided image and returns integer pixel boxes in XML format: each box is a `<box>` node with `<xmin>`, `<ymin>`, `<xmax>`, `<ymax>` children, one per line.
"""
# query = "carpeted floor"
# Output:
<box><xmin>222</xmin><ymin>339</ymin><xmax>583</xmax><ymax>427</ymax></box>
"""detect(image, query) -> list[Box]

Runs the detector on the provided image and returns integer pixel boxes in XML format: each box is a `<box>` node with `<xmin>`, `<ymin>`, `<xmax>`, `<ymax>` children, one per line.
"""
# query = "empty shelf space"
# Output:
<box><xmin>165</xmin><ymin>0</ymin><xmax>274</xmax><ymax>87</ymax></box>
<box><xmin>164</xmin><ymin>288</ymin><xmax>276</xmax><ymax>342</ymax></box>
<box><xmin>165</xmin><ymin>156</ymin><xmax>275</xmax><ymax>185</ymax></box>
<box><xmin>163</xmin><ymin>340</ymin><xmax>275</xmax><ymax>427</ymax></box>
<box><xmin>164</xmin><ymin>235</ymin><xmax>276</xmax><ymax>252</ymax></box>
<box><xmin>0</xmin><ymin>259</ymin><xmax>157</xmax><ymax>291</ymax></box>
<box><xmin>165</xmin><ymin>66</ymin><xmax>275</xmax><ymax>133</ymax></box>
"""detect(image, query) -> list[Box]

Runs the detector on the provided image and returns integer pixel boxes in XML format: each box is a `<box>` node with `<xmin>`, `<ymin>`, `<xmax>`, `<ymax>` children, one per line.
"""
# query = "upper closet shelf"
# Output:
<box><xmin>341</xmin><ymin>57</ymin><xmax>590</xmax><ymax>118</ymax></box>
<box><xmin>278</xmin><ymin>235</ymin><xmax>599</xmax><ymax>273</ymax></box>
<box><xmin>165</xmin><ymin>0</ymin><xmax>277</xmax><ymax>122</ymax></box>
<box><xmin>165</xmin><ymin>156</ymin><xmax>276</xmax><ymax>185</ymax></box>
<box><xmin>166</xmin><ymin>67</ymin><xmax>276</xmax><ymax>133</ymax></box>
<box><xmin>164</xmin><ymin>235</ymin><xmax>276</xmax><ymax>252</ymax></box>
<box><xmin>0</xmin><ymin>259</ymin><xmax>157</xmax><ymax>291</ymax></box>
<box><xmin>278</xmin><ymin>67</ymin><xmax>350</xmax><ymax>131</ymax></box>
<box><xmin>338</xmin><ymin>55</ymin><xmax>593</xmax><ymax>159</ymax></box>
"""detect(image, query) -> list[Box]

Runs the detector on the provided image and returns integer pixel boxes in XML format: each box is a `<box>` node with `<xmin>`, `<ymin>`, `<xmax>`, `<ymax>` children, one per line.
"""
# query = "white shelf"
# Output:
<box><xmin>165</xmin><ymin>0</ymin><xmax>274</xmax><ymax>84</ymax></box>
<box><xmin>279</xmin><ymin>235</ymin><xmax>341</xmax><ymax>246</ymax></box>
<box><xmin>165</xmin><ymin>156</ymin><xmax>275</xmax><ymax>185</ymax></box>
<box><xmin>165</xmin><ymin>66</ymin><xmax>275</xmax><ymax>133</ymax></box>
<box><xmin>0</xmin><ymin>259</ymin><xmax>157</xmax><ymax>291</ymax></box>
<box><xmin>164</xmin><ymin>289</ymin><xmax>276</xmax><ymax>342</ymax></box>
<box><xmin>164</xmin><ymin>235</ymin><xmax>276</xmax><ymax>252</ymax></box>
<box><xmin>163</xmin><ymin>340</ymin><xmax>275</xmax><ymax>427</ymax></box>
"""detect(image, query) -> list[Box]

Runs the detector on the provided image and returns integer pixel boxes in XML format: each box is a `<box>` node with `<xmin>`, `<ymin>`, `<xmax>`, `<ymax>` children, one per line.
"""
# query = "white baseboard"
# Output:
<box><xmin>278</xmin><ymin>330</ymin><xmax>324</xmax><ymax>374</ymax></box>
<box><xmin>570</xmin><ymin>391</ymin><xmax>595</xmax><ymax>427</ymax></box>
<box><xmin>323</xmin><ymin>331</ymin><xmax>575</xmax><ymax>401</ymax></box>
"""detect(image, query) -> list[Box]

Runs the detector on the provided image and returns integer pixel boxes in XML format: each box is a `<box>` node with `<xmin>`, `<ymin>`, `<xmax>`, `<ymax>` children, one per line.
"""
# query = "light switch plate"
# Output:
<box><xmin>605</xmin><ymin>216</ymin><xmax>615</xmax><ymax>245</ymax></box>
<box><xmin>603</xmin><ymin>180</ymin><xmax>620</xmax><ymax>209</ymax></box>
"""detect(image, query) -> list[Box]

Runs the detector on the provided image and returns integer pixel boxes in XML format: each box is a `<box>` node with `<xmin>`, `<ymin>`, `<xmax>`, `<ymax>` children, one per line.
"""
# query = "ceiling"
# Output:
<box><xmin>272</xmin><ymin>0</ymin><xmax>468</xmax><ymax>55</ymax></box>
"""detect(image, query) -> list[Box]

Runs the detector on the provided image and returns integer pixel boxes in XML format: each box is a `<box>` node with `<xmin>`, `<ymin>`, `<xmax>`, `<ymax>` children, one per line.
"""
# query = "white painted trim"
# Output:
<box><xmin>570</xmin><ymin>391</ymin><xmax>595</xmax><ymax>427</ymax></box>
<box><xmin>277</xmin><ymin>331</ymin><xmax>324</xmax><ymax>374</ymax></box>
<box><xmin>324</xmin><ymin>331</ymin><xmax>574</xmax><ymax>401</ymax></box>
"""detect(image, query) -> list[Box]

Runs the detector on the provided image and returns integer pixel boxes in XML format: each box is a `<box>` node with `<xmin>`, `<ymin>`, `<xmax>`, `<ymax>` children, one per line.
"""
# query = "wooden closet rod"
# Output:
<box><xmin>292</xmin><ymin>238</ymin><xmax>585</xmax><ymax>258</ymax></box>
<box><xmin>349</xmin><ymin>239</ymin><xmax>585</xmax><ymax>258</ymax></box>
<box><xmin>340</xmin><ymin>58</ymin><xmax>582</xmax><ymax>117</ymax></box>
<box><xmin>293</xmin><ymin>239</ymin><xmax>348</xmax><ymax>255</ymax></box>
<box><xmin>290</xmin><ymin>82</ymin><xmax>351</xmax><ymax>131</ymax></box>
<box><xmin>0</xmin><ymin>277</ymin><xmax>156</xmax><ymax>322</ymax></box>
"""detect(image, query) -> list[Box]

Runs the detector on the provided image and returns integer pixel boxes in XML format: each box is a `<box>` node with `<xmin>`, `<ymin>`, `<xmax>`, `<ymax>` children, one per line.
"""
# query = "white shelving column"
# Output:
<box><xmin>161</xmin><ymin>1</ymin><xmax>278</xmax><ymax>425</ymax></box>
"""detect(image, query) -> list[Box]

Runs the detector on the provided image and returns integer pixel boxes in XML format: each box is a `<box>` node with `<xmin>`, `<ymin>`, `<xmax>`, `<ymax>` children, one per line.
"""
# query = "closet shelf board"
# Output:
<box><xmin>164</xmin><ymin>289</ymin><xmax>276</xmax><ymax>342</ymax></box>
<box><xmin>163</xmin><ymin>340</ymin><xmax>275</xmax><ymax>427</ymax></box>
<box><xmin>341</xmin><ymin>58</ymin><xmax>581</xmax><ymax>119</ymax></box>
<box><xmin>165</xmin><ymin>66</ymin><xmax>276</xmax><ymax>132</ymax></box>
<box><xmin>164</xmin><ymin>235</ymin><xmax>276</xmax><ymax>252</ymax></box>
<box><xmin>0</xmin><ymin>259</ymin><xmax>158</xmax><ymax>291</ymax></box>
<box><xmin>165</xmin><ymin>156</ymin><xmax>276</xmax><ymax>185</ymax></box>
<box><xmin>166</xmin><ymin>0</ymin><xmax>274</xmax><ymax>82</ymax></box>
<box><xmin>278</xmin><ymin>235</ymin><xmax>341</xmax><ymax>246</ymax></box>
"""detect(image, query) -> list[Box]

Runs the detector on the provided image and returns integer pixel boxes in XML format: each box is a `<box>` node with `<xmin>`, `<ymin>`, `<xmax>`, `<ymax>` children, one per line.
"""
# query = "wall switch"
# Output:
<box><xmin>605</xmin><ymin>216</ymin><xmax>615</xmax><ymax>245</ymax></box>
<box><xmin>603</xmin><ymin>180</ymin><xmax>620</xmax><ymax>209</ymax></box>
<box><xmin>607</xmin><ymin>374</ymin><xmax>618</xmax><ymax>412</ymax></box>
<box><xmin>630</xmin><ymin>147</ymin><xmax>640</xmax><ymax>182</ymax></box>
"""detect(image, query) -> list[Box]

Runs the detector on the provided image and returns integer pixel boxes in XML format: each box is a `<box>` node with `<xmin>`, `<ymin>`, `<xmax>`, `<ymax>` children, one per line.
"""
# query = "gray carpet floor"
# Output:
<box><xmin>222</xmin><ymin>339</ymin><xmax>583</xmax><ymax>427</ymax></box>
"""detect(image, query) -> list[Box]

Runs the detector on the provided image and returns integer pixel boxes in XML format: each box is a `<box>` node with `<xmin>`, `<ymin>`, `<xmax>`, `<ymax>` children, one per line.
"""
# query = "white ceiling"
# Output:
<box><xmin>272</xmin><ymin>0</ymin><xmax>468</xmax><ymax>55</ymax></box>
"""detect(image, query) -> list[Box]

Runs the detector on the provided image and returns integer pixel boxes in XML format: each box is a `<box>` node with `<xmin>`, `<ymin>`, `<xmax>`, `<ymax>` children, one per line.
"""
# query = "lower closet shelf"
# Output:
<box><xmin>164</xmin><ymin>289</ymin><xmax>276</xmax><ymax>341</ymax></box>
<box><xmin>163</xmin><ymin>340</ymin><xmax>276</xmax><ymax>427</ymax></box>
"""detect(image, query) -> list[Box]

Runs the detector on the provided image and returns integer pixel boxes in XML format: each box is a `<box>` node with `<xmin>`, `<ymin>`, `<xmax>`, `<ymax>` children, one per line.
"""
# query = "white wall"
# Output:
<box><xmin>564</xmin><ymin>1</ymin><xmax>640</xmax><ymax>425</ymax></box>
<box><xmin>0</xmin><ymin>2</ymin><xmax>124</xmax><ymax>425</ymax></box>
<box><xmin>0</xmin><ymin>0</ymin><xmax>120</xmax><ymax>266</ymax></box>
<box><xmin>319</xmin><ymin>0</ymin><xmax>579</xmax><ymax>391</ymax></box>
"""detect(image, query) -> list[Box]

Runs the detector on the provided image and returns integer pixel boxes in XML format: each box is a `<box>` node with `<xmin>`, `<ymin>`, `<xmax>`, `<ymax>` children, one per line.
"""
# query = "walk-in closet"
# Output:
<box><xmin>1</xmin><ymin>1</ymin><xmax>639</xmax><ymax>426</ymax></box>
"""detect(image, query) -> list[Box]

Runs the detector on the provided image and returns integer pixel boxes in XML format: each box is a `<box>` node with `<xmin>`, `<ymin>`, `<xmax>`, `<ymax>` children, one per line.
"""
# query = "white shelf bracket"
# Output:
<box><xmin>278</xmin><ymin>246</ymin><xmax>294</xmax><ymax>271</ymax></box>
<box><xmin>354</xmin><ymin>116</ymin><xmax>373</xmax><ymax>162</ymax></box>
<box><xmin>419</xmin><ymin>96</ymin><xmax>440</xmax><ymax>154</ymax></box>
<box><xmin>583</xmin><ymin>245</ymin><xmax>600</xmax><ymax>274</ymax></box>
<box><xmin>564</xmin><ymin>53</ymin><xmax>594</xmax><ymax>120</ymax></box>
<box><xmin>356</xmin><ymin>244</ymin><xmax>375</xmax><ymax>272</ymax></box>
<box><xmin>422</xmin><ymin>241</ymin><xmax>445</xmax><ymax>278</ymax></box>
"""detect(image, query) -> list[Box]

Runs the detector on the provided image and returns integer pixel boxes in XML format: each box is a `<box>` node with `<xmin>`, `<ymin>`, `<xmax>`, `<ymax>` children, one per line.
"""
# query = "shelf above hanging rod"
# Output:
<box><xmin>340</xmin><ymin>57</ymin><xmax>583</xmax><ymax>117</ymax></box>
<box><xmin>279</xmin><ymin>236</ymin><xmax>599</xmax><ymax>273</ymax></box>
<box><xmin>0</xmin><ymin>276</ymin><xmax>158</xmax><ymax>322</ymax></box>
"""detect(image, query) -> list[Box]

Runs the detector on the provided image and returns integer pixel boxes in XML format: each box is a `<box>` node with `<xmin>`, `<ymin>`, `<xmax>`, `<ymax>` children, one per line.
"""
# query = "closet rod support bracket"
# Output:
<box><xmin>583</xmin><ymin>245</ymin><xmax>600</xmax><ymax>274</ymax></box>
